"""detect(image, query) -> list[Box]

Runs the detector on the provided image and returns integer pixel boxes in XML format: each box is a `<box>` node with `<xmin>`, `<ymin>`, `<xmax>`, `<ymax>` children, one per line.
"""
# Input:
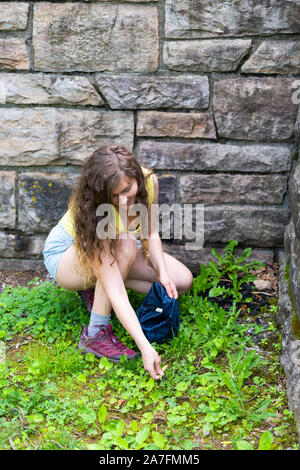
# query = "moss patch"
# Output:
<box><xmin>291</xmin><ymin>314</ymin><xmax>300</xmax><ymax>340</ymax></box>
<box><xmin>284</xmin><ymin>262</ymin><xmax>290</xmax><ymax>282</ymax></box>
<box><xmin>284</xmin><ymin>262</ymin><xmax>298</xmax><ymax>317</ymax></box>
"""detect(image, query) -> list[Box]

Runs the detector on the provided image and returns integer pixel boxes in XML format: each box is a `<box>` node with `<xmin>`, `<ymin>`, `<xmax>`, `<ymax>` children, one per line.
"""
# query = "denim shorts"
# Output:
<box><xmin>42</xmin><ymin>222</ymin><xmax>142</xmax><ymax>282</ymax></box>
<box><xmin>42</xmin><ymin>223</ymin><xmax>75</xmax><ymax>282</ymax></box>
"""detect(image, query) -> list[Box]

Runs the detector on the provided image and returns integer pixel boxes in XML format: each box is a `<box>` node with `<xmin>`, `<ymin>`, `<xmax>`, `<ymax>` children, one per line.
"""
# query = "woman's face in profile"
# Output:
<box><xmin>111</xmin><ymin>174</ymin><xmax>138</xmax><ymax>209</ymax></box>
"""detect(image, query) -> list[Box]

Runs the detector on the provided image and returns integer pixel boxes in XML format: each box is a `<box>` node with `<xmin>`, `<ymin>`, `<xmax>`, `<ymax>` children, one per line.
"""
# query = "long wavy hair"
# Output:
<box><xmin>68</xmin><ymin>145</ymin><xmax>154</xmax><ymax>288</ymax></box>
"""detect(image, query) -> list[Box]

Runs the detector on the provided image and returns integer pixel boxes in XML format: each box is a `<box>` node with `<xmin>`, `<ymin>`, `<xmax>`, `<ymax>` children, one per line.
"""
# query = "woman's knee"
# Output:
<box><xmin>163</xmin><ymin>251</ymin><xmax>194</xmax><ymax>295</ymax></box>
<box><xmin>116</xmin><ymin>233</ymin><xmax>138</xmax><ymax>263</ymax></box>
<box><xmin>185</xmin><ymin>268</ymin><xmax>194</xmax><ymax>292</ymax></box>
<box><xmin>177</xmin><ymin>268</ymin><xmax>194</xmax><ymax>295</ymax></box>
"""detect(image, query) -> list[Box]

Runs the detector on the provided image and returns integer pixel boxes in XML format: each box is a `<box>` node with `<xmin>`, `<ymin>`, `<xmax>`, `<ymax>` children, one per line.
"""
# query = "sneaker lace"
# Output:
<box><xmin>90</xmin><ymin>324</ymin><xmax>127</xmax><ymax>352</ymax></box>
<box><xmin>105</xmin><ymin>325</ymin><xmax>128</xmax><ymax>352</ymax></box>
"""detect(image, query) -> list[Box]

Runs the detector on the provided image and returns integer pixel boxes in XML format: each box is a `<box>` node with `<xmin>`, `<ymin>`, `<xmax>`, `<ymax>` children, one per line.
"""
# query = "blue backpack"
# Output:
<box><xmin>137</xmin><ymin>282</ymin><xmax>180</xmax><ymax>344</ymax></box>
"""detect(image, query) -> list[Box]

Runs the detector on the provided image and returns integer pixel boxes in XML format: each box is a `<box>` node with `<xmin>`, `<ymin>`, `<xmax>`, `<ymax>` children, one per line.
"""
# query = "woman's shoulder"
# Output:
<box><xmin>141</xmin><ymin>165</ymin><xmax>154</xmax><ymax>188</ymax></box>
<box><xmin>141</xmin><ymin>165</ymin><xmax>155</xmax><ymax>206</ymax></box>
<box><xmin>141</xmin><ymin>165</ymin><xmax>153</xmax><ymax>177</ymax></box>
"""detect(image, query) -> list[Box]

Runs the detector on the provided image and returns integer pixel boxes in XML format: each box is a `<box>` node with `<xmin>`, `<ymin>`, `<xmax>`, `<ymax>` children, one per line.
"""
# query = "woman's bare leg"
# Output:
<box><xmin>56</xmin><ymin>242</ymin><xmax>156</xmax><ymax>297</ymax></box>
<box><xmin>91</xmin><ymin>235</ymin><xmax>139</xmax><ymax>316</ymax></box>
<box><xmin>124</xmin><ymin>246</ymin><xmax>157</xmax><ymax>294</ymax></box>
<box><xmin>73</xmin><ymin>234</ymin><xmax>143</xmax><ymax>359</ymax></box>
<box><xmin>125</xmin><ymin>246</ymin><xmax>193</xmax><ymax>296</ymax></box>
<box><xmin>55</xmin><ymin>236</ymin><xmax>192</xmax><ymax>318</ymax></box>
<box><xmin>55</xmin><ymin>234</ymin><xmax>142</xmax><ymax>317</ymax></box>
<box><xmin>55</xmin><ymin>244</ymin><xmax>96</xmax><ymax>291</ymax></box>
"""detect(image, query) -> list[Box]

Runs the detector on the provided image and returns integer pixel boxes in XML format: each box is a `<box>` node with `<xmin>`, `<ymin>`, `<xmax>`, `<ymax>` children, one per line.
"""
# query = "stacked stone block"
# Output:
<box><xmin>284</xmin><ymin>109</ymin><xmax>300</xmax><ymax>319</ymax></box>
<box><xmin>278</xmin><ymin>107</ymin><xmax>300</xmax><ymax>443</ymax></box>
<box><xmin>0</xmin><ymin>1</ymin><xmax>299</xmax><ymax>274</ymax></box>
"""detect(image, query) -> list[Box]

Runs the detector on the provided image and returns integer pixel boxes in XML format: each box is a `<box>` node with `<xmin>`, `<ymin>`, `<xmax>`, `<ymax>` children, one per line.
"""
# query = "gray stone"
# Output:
<box><xmin>158</xmin><ymin>203</ymin><xmax>289</xmax><ymax>247</ymax></box>
<box><xmin>0</xmin><ymin>231</ymin><xmax>46</xmax><ymax>259</ymax></box>
<box><xmin>253</xmin><ymin>279</ymin><xmax>273</xmax><ymax>291</ymax></box>
<box><xmin>162</xmin><ymin>243</ymin><xmax>274</xmax><ymax>276</ymax></box>
<box><xmin>159</xmin><ymin>206</ymin><xmax>173</xmax><ymax>242</ymax></box>
<box><xmin>0</xmin><ymin>73</ymin><xmax>103</xmax><ymax>106</ymax></box>
<box><xmin>279</xmin><ymin>259</ymin><xmax>300</xmax><ymax>445</ymax></box>
<box><xmin>136</xmin><ymin>111</ymin><xmax>216</xmax><ymax>139</ymax></box>
<box><xmin>280</xmin><ymin>313</ymin><xmax>300</xmax><ymax>446</ymax></box>
<box><xmin>0</xmin><ymin>3</ymin><xmax>29</xmax><ymax>30</ymax></box>
<box><xmin>242</xmin><ymin>40</ymin><xmax>300</xmax><ymax>74</ymax></box>
<box><xmin>164</xmin><ymin>39</ymin><xmax>252</xmax><ymax>72</ymax></box>
<box><xmin>83</xmin><ymin>0</ymin><xmax>158</xmax><ymax>3</ymax></box>
<box><xmin>0</xmin><ymin>38</ymin><xmax>28</xmax><ymax>70</ymax></box>
<box><xmin>0</xmin><ymin>108</ymin><xmax>58</xmax><ymax>166</ymax></box>
<box><xmin>158</xmin><ymin>175</ymin><xmax>176</xmax><ymax>205</ymax></box>
<box><xmin>180</xmin><ymin>174</ymin><xmax>287</xmax><ymax>204</ymax></box>
<box><xmin>54</xmin><ymin>109</ymin><xmax>134</xmax><ymax>164</ymax></box>
<box><xmin>0</xmin><ymin>171</ymin><xmax>16</xmax><ymax>229</ymax></box>
<box><xmin>0</xmin><ymin>232</ymin><xmax>15</xmax><ymax>258</ymax></box>
<box><xmin>0</xmin><ymin>108</ymin><xmax>134</xmax><ymax>166</ymax></box>
<box><xmin>278</xmin><ymin>249</ymin><xmax>300</xmax><ymax>444</ymax></box>
<box><xmin>83</xmin><ymin>0</ymin><xmax>158</xmax><ymax>2</ymax></box>
<box><xmin>33</xmin><ymin>3</ymin><xmax>158</xmax><ymax>72</ymax></box>
<box><xmin>18</xmin><ymin>171</ymin><xmax>80</xmax><ymax>232</ymax></box>
<box><xmin>284</xmin><ymin>220</ymin><xmax>300</xmax><ymax>318</ymax></box>
<box><xmin>289</xmin><ymin>159</ymin><xmax>300</xmax><ymax>240</ymax></box>
<box><xmin>295</xmin><ymin>107</ymin><xmax>300</xmax><ymax>147</ymax></box>
<box><xmin>213</xmin><ymin>77</ymin><xmax>298</xmax><ymax>141</ymax></box>
<box><xmin>137</xmin><ymin>140</ymin><xmax>293</xmax><ymax>172</ymax></box>
<box><xmin>0</xmin><ymin>258</ymin><xmax>46</xmax><ymax>272</ymax></box>
<box><xmin>95</xmin><ymin>74</ymin><xmax>209</xmax><ymax>110</ymax></box>
<box><xmin>277</xmin><ymin>249</ymin><xmax>293</xmax><ymax>325</ymax></box>
<box><xmin>204</xmin><ymin>205</ymin><xmax>289</xmax><ymax>247</ymax></box>
<box><xmin>165</xmin><ymin>0</ymin><xmax>300</xmax><ymax>39</ymax></box>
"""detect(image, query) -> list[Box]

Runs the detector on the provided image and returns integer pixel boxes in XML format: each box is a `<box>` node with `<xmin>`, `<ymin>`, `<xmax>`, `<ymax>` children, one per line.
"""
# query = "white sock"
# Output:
<box><xmin>88</xmin><ymin>311</ymin><xmax>111</xmax><ymax>337</ymax></box>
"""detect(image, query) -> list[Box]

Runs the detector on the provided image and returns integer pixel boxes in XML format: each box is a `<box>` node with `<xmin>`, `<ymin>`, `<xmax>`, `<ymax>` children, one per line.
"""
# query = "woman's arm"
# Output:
<box><xmin>91</xmin><ymin>240</ymin><xmax>166</xmax><ymax>380</ymax></box>
<box><xmin>148</xmin><ymin>235</ymin><xmax>178</xmax><ymax>299</ymax></box>
<box><xmin>147</xmin><ymin>174</ymin><xmax>178</xmax><ymax>299</ymax></box>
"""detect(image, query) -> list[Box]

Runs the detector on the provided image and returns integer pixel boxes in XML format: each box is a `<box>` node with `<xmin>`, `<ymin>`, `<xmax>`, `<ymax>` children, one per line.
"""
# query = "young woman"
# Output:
<box><xmin>42</xmin><ymin>145</ymin><xmax>193</xmax><ymax>380</ymax></box>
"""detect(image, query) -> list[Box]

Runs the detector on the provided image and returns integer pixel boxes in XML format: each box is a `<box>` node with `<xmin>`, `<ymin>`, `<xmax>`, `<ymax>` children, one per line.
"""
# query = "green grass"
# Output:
<box><xmin>0</xmin><ymin>240</ymin><xmax>298</xmax><ymax>450</ymax></box>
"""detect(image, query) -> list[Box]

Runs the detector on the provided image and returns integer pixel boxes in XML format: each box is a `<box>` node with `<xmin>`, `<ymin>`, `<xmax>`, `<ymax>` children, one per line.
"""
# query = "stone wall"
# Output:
<box><xmin>284</xmin><ymin>107</ymin><xmax>300</xmax><ymax>317</ymax></box>
<box><xmin>0</xmin><ymin>1</ymin><xmax>299</xmax><ymax>275</ymax></box>
<box><xmin>277</xmin><ymin>107</ymin><xmax>300</xmax><ymax>444</ymax></box>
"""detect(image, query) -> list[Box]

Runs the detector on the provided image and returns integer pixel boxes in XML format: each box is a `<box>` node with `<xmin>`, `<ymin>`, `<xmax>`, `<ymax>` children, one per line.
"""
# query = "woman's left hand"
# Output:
<box><xmin>157</xmin><ymin>271</ymin><xmax>178</xmax><ymax>299</ymax></box>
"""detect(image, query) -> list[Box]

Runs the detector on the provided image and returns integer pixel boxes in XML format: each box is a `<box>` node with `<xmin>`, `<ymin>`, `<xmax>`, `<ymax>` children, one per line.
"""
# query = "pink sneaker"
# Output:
<box><xmin>78</xmin><ymin>324</ymin><xmax>139</xmax><ymax>362</ymax></box>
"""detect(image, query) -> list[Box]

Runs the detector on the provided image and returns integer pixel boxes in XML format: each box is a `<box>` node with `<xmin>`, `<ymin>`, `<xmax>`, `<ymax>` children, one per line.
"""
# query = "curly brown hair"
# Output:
<box><xmin>68</xmin><ymin>145</ymin><xmax>154</xmax><ymax>288</ymax></box>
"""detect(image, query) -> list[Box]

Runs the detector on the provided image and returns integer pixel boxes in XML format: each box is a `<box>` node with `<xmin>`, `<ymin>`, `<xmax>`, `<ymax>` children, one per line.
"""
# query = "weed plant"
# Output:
<box><xmin>0</xmin><ymin>241</ymin><xmax>298</xmax><ymax>450</ymax></box>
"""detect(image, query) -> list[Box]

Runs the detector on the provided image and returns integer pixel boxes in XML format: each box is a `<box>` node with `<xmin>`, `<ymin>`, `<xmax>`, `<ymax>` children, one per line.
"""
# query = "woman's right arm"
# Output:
<box><xmin>91</xmin><ymin>241</ymin><xmax>167</xmax><ymax>380</ymax></box>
